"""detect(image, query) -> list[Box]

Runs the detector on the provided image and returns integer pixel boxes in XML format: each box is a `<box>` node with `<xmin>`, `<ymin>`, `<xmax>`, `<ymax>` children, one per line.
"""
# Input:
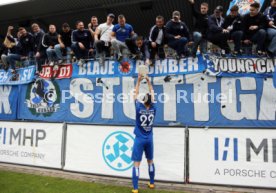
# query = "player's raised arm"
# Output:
<box><xmin>134</xmin><ymin>74</ymin><xmax>142</xmax><ymax>100</ymax></box>
<box><xmin>145</xmin><ymin>77</ymin><xmax>155</xmax><ymax>102</ymax></box>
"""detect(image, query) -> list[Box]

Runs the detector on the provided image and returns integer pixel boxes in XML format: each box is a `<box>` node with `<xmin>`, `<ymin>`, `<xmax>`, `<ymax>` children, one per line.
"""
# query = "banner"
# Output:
<box><xmin>189</xmin><ymin>129</ymin><xmax>276</xmax><ymax>188</ymax></box>
<box><xmin>72</xmin><ymin>56</ymin><xmax>206</xmax><ymax>78</ymax></box>
<box><xmin>0</xmin><ymin>65</ymin><xmax>36</xmax><ymax>85</ymax></box>
<box><xmin>205</xmin><ymin>54</ymin><xmax>275</xmax><ymax>78</ymax></box>
<box><xmin>17</xmin><ymin>74</ymin><xmax>276</xmax><ymax>127</ymax></box>
<box><xmin>0</xmin><ymin>121</ymin><xmax>63</xmax><ymax>168</ymax></box>
<box><xmin>0</xmin><ymin>86</ymin><xmax>18</xmax><ymax>120</ymax></box>
<box><xmin>64</xmin><ymin>125</ymin><xmax>185</xmax><ymax>182</ymax></box>
<box><xmin>39</xmin><ymin>64</ymin><xmax>72</xmax><ymax>79</ymax></box>
<box><xmin>227</xmin><ymin>0</ymin><xmax>266</xmax><ymax>15</ymax></box>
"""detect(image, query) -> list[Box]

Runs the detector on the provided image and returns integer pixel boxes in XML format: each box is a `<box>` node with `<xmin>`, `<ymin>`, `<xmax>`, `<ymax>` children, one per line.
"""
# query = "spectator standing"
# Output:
<box><xmin>188</xmin><ymin>0</ymin><xmax>209</xmax><ymax>57</ymax></box>
<box><xmin>88</xmin><ymin>16</ymin><xmax>98</xmax><ymax>38</ymax></box>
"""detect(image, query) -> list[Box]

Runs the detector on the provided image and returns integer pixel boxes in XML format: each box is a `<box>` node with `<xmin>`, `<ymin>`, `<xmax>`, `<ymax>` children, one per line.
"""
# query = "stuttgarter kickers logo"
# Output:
<box><xmin>26</xmin><ymin>79</ymin><xmax>60</xmax><ymax>116</ymax></box>
<box><xmin>118</xmin><ymin>59</ymin><xmax>133</xmax><ymax>75</ymax></box>
<box><xmin>102</xmin><ymin>131</ymin><xmax>134</xmax><ymax>171</ymax></box>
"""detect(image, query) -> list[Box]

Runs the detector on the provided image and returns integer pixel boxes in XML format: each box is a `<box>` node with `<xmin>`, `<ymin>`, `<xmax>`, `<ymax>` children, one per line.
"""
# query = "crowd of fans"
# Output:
<box><xmin>0</xmin><ymin>0</ymin><xmax>275</xmax><ymax>74</ymax></box>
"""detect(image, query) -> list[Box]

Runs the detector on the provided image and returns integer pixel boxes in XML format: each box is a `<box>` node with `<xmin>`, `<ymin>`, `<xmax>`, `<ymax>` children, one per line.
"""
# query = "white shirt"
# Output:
<box><xmin>155</xmin><ymin>29</ymin><xmax>163</xmax><ymax>45</ymax></box>
<box><xmin>98</xmin><ymin>23</ymin><xmax>114</xmax><ymax>42</ymax></box>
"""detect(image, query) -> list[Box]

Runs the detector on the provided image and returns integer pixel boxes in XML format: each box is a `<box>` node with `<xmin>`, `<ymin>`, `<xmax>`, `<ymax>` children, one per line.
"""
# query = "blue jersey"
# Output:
<box><xmin>134</xmin><ymin>100</ymin><xmax>156</xmax><ymax>138</ymax></box>
<box><xmin>112</xmin><ymin>23</ymin><xmax>133</xmax><ymax>42</ymax></box>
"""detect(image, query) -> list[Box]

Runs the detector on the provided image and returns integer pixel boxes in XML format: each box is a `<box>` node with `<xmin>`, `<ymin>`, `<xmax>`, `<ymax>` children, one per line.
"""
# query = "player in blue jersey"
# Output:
<box><xmin>131</xmin><ymin>74</ymin><xmax>156</xmax><ymax>193</ymax></box>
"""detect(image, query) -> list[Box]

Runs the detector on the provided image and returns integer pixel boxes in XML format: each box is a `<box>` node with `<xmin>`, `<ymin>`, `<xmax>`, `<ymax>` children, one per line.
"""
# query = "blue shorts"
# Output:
<box><xmin>131</xmin><ymin>136</ymin><xmax>154</xmax><ymax>162</ymax></box>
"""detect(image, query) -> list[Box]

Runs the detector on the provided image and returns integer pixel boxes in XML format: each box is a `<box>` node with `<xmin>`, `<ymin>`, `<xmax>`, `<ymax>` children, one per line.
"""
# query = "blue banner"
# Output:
<box><xmin>205</xmin><ymin>54</ymin><xmax>275</xmax><ymax>78</ymax></box>
<box><xmin>17</xmin><ymin>75</ymin><xmax>276</xmax><ymax>127</ymax></box>
<box><xmin>0</xmin><ymin>85</ymin><xmax>18</xmax><ymax>120</ymax></box>
<box><xmin>0</xmin><ymin>65</ymin><xmax>36</xmax><ymax>85</ymax></box>
<box><xmin>227</xmin><ymin>0</ymin><xmax>266</xmax><ymax>15</ymax></box>
<box><xmin>72</xmin><ymin>56</ymin><xmax>206</xmax><ymax>78</ymax></box>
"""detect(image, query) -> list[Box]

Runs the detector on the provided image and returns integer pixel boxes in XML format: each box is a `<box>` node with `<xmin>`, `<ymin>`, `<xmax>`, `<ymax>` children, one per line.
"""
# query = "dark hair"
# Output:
<box><xmin>156</xmin><ymin>15</ymin><xmax>164</xmax><ymax>20</ymax></box>
<box><xmin>143</xmin><ymin>93</ymin><xmax>152</xmax><ymax>106</ymax></box>
<box><xmin>136</xmin><ymin>36</ymin><xmax>144</xmax><ymax>41</ymax></box>
<box><xmin>75</xmin><ymin>20</ymin><xmax>83</xmax><ymax>26</ymax></box>
<box><xmin>18</xmin><ymin>27</ymin><xmax>25</xmax><ymax>31</ymax></box>
<box><xmin>230</xmin><ymin>5</ymin><xmax>239</xmax><ymax>11</ymax></box>
<box><xmin>201</xmin><ymin>2</ymin><xmax>208</xmax><ymax>7</ymax></box>
<box><xmin>62</xmin><ymin>23</ymin><xmax>70</xmax><ymax>28</ymax></box>
<box><xmin>31</xmin><ymin>23</ymin><xmax>39</xmax><ymax>29</ymax></box>
<box><xmin>250</xmin><ymin>2</ymin><xmax>260</xmax><ymax>9</ymax></box>
<box><xmin>118</xmin><ymin>14</ymin><xmax>125</xmax><ymax>19</ymax></box>
<box><xmin>91</xmin><ymin>16</ymin><xmax>97</xmax><ymax>19</ymax></box>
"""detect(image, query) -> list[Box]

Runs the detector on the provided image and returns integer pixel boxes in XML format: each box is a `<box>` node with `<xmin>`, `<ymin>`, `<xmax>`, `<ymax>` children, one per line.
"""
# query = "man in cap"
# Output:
<box><xmin>165</xmin><ymin>10</ymin><xmax>191</xmax><ymax>58</ymax></box>
<box><xmin>207</xmin><ymin>6</ymin><xmax>231</xmax><ymax>56</ymax></box>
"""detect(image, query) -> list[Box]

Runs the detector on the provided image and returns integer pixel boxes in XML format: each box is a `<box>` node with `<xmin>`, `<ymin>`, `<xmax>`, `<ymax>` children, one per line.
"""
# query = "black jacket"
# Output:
<box><xmin>165</xmin><ymin>20</ymin><xmax>190</xmax><ymax>41</ymax></box>
<box><xmin>208</xmin><ymin>14</ymin><xmax>224</xmax><ymax>34</ymax></box>
<box><xmin>42</xmin><ymin>32</ymin><xmax>59</xmax><ymax>48</ymax></box>
<box><xmin>33</xmin><ymin>30</ymin><xmax>45</xmax><ymax>52</ymax></box>
<box><xmin>148</xmin><ymin>25</ymin><xmax>167</xmax><ymax>45</ymax></box>
<box><xmin>18</xmin><ymin>33</ymin><xmax>34</xmax><ymax>56</ymax></box>
<box><xmin>60</xmin><ymin>30</ymin><xmax>72</xmax><ymax>47</ymax></box>
<box><xmin>242</xmin><ymin>13</ymin><xmax>266</xmax><ymax>40</ymax></box>
<box><xmin>222</xmin><ymin>14</ymin><xmax>243</xmax><ymax>33</ymax></box>
<box><xmin>72</xmin><ymin>29</ymin><xmax>92</xmax><ymax>49</ymax></box>
<box><xmin>191</xmin><ymin>4</ymin><xmax>209</xmax><ymax>36</ymax></box>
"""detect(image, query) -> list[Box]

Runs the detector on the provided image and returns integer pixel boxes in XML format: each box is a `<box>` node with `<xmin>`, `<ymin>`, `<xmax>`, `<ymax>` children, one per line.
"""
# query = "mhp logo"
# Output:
<box><xmin>214</xmin><ymin>137</ymin><xmax>276</xmax><ymax>162</ymax></box>
<box><xmin>0</xmin><ymin>127</ymin><xmax>46</xmax><ymax>147</ymax></box>
<box><xmin>102</xmin><ymin>131</ymin><xmax>134</xmax><ymax>171</ymax></box>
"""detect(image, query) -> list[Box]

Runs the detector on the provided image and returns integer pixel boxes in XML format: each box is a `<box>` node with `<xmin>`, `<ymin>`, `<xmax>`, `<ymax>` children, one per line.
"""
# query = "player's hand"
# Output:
<box><xmin>145</xmin><ymin>76</ymin><xmax>150</xmax><ymax>83</ymax></box>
